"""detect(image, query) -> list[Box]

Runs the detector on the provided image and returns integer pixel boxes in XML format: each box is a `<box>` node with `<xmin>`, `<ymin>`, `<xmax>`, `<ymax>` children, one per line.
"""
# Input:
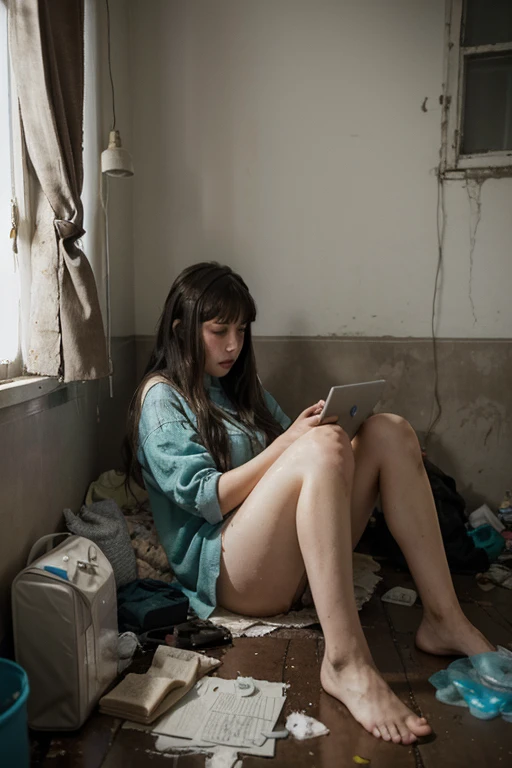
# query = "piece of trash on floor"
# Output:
<box><xmin>117</xmin><ymin>631</ymin><xmax>140</xmax><ymax>673</ymax></box>
<box><xmin>150</xmin><ymin>743</ymin><xmax>240</xmax><ymax>768</ymax></box>
<box><xmin>353</xmin><ymin>756</ymin><xmax>371</xmax><ymax>765</ymax></box>
<box><xmin>482</xmin><ymin>564</ymin><xmax>512</xmax><ymax>590</ymax></box>
<box><xmin>476</xmin><ymin>574</ymin><xmax>496</xmax><ymax>592</ymax></box>
<box><xmin>498</xmin><ymin>491</ymin><xmax>512</xmax><ymax>527</ymax></box>
<box><xmin>285</xmin><ymin>711</ymin><xmax>330</xmax><ymax>740</ymax></box>
<box><xmin>468</xmin><ymin>504</ymin><xmax>505</xmax><ymax>533</ymax></box>
<box><xmin>205</xmin><ymin>748</ymin><xmax>240</xmax><ymax>768</ymax></box>
<box><xmin>126</xmin><ymin>676</ymin><xmax>287</xmax><ymax>760</ymax></box>
<box><xmin>236</xmin><ymin>676</ymin><xmax>255</xmax><ymax>697</ymax></box>
<box><xmin>381</xmin><ymin>586</ymin><xmax>417</xmax><ymax>607</ymax></box>
<box><xmin>429</xmin><ymin>646</ymin><xmax>512</xmax><ymax>721</ymax></box>
<box><xmin>260</xmin><ymin>728</ymin><xmax>288</xmax><ymax>739</ymax></box>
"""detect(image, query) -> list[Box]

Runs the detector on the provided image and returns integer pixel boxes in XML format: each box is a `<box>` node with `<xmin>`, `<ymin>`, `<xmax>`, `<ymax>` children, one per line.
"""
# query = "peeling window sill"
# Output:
<box><xmin>0</xmin><ymin>375</ymin><xmax>63</xmax><ymax>410</ymax></box>
<box><xmin>0</xmin><ymin>376</ymin><xmax>91</xmax><ymax>426</ymax></box>
<box><xmin>441</xmin><ymin>166</ymin><xmax>512</xmax><ymax>181</ymax></box>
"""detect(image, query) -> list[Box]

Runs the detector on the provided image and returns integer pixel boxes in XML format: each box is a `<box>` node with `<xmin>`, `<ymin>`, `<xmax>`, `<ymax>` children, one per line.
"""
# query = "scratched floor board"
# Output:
<box><xmin>384</xmin><ymin>596</ymin><xmax>512</xmax><ymax>768</ymax></box>
<box><xmin>29</xmin><ymin>569</ymin><xmax>512</xmax><ymax>767</ymax></box>
<box><xmin>103</xmin><ymin>637</ymin><xmax>289</xmax><ymax>768</ymax></box>
<box><xmin>31</xmin><ymin>712</ymin><xmax>121</xmax><ymax>768</ymax></box>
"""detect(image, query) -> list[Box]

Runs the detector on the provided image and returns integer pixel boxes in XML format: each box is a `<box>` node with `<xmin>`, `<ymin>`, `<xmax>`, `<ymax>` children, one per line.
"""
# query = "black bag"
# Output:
<box><xmin>117</xmin><ymin>579</ymin><xmax>189</xmax><ymax>634</ymax></box>
<box><xmin>368</xmin><ymin>458</ymin><xmax>489</xmax><ymax>574</ymax></box>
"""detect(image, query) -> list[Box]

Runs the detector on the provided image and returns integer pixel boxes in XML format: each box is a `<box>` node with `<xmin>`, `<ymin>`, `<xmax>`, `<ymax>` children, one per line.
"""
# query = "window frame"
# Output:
<box><xmin>0</xmin><ymin>0</ymin><xmax>22</xmax><ymax>382</ymax></box>
<box><xmin>442</xmin><ymin>0</ymin><xmax>512</xmax><ymax>173</ymax></box>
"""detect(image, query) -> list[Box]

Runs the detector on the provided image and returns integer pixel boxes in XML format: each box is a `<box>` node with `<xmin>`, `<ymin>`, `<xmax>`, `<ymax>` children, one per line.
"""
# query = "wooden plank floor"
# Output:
<box><xmin>30</xmin><ymin>567</ymin><xmax>512</xmax><ymax>768</ymax></box>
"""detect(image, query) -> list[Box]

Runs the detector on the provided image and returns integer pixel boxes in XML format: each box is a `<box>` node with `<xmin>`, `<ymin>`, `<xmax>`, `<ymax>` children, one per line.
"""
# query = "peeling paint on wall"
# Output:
<box><xmin>466</xmin><ymin>179</ymin><xmax>483</xmax><ymax>326</ymax></box>
<box><xmin>457</xmin><ymin>396</ymin><xmax>505</xmax><ymax>441</ymax></box>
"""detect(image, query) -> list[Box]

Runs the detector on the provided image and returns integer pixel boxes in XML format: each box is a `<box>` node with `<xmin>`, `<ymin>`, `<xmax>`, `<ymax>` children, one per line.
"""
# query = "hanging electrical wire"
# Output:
<box><xmin>424</xmin><ymin>169</ymin><xmax>446</xmax><ymax>449</ymax></box>
<box><xmin>105</xmin><ymin>0</ymin><xmax>116</xmax><ymax>131</ymax></box>
<box><xmin>101</xmin><ymin>0</ymin><xmax>134</xmax><ymax>397</ymax></box>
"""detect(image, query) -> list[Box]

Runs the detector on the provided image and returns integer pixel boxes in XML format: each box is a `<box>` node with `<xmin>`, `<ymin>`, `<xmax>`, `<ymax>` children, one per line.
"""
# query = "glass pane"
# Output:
<box><xmin>461</xmin><ymin>53</ymin><xmax>512</xmax><ymax>154</ymax></box>
<box><xmin>0</xmin><ymin>1</ymin><xmax>19</xmax><ymax>365</ymax></box>
<box><xmin>463</xmin><ymin>0</ymin><xmax>512</xmax><ymax>46</ymax></box>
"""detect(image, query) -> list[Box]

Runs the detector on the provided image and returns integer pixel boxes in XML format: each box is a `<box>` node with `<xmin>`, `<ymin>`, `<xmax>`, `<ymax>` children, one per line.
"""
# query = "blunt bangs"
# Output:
<box><xmin>200</xmin><ymin>274</ymin><xmax>256</xmax><ymax>326</ymax></box>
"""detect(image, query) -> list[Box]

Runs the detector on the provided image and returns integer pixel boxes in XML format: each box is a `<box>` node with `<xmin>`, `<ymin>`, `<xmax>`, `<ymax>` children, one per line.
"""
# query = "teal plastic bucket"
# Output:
<box><xmin>0</xmin><ymin>659</ymin><xmax>30</xmax><ymax>768</ymax></box>
<box><xmin>467</xmin><ymin>524</ymin><xmax>505</xmax><ymax>562</ymax></box>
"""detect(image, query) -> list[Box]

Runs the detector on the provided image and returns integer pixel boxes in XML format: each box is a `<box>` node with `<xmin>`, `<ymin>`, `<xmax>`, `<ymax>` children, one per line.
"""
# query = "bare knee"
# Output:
<box><xmin>297</xmin><ymin>425</ymin><xmax>354</xmax><ymax>484</ymax></box>
<box><xmin>359</xmin><ymin>413</ymin><xmax>421</xmax><ymax>464</ymax></box>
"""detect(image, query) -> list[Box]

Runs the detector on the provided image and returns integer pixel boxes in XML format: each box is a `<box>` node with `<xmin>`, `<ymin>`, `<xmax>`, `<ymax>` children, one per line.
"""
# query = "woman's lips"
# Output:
<box><xmin>219</xmin><ymin>360</ymin><xmax>234</xmax><ymax>368</ymax></box>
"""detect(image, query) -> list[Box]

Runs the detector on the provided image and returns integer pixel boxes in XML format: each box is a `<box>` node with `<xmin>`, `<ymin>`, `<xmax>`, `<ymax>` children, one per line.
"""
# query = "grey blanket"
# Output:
<box><xmin>64</xmin><ymin>499</ymin><xmax>137</xmax><ymax>587</ymax></box>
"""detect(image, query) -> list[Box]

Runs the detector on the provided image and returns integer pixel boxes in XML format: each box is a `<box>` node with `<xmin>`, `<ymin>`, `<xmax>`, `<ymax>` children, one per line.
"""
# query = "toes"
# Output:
<box><xmin>405</xmin><ymin>714</ymin><xmax>432</xmax><ymax>737</ymax></box>
<box><xmin>397</xmin><ymin>721</ymin><xmax>414</xmax><ymax>744</ymax></box>
<box><xmin>387</xmin><ymin>723</ymin><xmax>402</xmax><ymax>744</ymax></box>
<box><xmin>372</xmin><ymin>727</ymin><xmax>381</xmax><ymax>739</ymax></box>
<box><xmin>378</xmin><ymin>725</ymin><xmax>392</xmax><ymax>741</ymax></box>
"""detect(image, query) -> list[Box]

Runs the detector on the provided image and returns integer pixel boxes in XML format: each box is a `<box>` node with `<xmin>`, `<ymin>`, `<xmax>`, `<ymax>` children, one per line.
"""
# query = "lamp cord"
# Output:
<box><xmin>100</xmin><ymin>175</ymin><xmax>113</xmax><ymax>397</ymax></box>
<box><xmin>105</xmin><ymin>0</ymin><xmax>116</xmax><ymax>131</ymax></box>
<box><xmin>424</xmin><ymin>170</ymin><xmax>446</xmax><ymax>448</ymax></box>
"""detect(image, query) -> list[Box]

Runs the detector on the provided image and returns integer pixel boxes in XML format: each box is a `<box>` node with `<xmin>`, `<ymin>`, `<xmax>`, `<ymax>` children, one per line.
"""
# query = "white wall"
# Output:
<box><xmin>129</xmin><ymin>0</ymin><xmax>512</xmax><ymax>340</ymax></box>
<box><xmin>83</xmin><ymin>0</ymin><xmax>135</xmax><ymax>338</ymax></box>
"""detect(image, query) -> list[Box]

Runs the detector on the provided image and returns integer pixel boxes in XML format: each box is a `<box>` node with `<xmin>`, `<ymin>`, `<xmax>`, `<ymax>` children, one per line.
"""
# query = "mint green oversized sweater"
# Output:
<box><xmin>137</xmin><ymin>376</ymin><xmax>291</xmax><ymax>618</ymax></box>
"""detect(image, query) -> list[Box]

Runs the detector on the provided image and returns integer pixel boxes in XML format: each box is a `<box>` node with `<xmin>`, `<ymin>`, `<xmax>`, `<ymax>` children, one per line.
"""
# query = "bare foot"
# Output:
<box><xmin>321</xmin><ymin>656</ymin><xmax>432</xmax><ymax>744</ymax></box>
<box><xmin>415</xmin><ymin>612</ymin><xmax>495</xmax><ymax>657</ymax></box>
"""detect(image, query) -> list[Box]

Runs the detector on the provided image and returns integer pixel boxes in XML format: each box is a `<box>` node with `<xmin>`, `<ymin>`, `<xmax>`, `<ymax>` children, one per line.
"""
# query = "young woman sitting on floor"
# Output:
<box><xmin>125</xmin><ymin>262</ymin><xmax>493</xmax><ymax>745</ymax></box>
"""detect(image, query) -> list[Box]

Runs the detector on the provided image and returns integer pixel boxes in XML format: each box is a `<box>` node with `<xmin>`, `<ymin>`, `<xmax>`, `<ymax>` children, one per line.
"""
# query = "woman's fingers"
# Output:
<box><xmin>302</xmin><ymin>403</ymin><xmax>322</xmax><ymax>418</ymax></box>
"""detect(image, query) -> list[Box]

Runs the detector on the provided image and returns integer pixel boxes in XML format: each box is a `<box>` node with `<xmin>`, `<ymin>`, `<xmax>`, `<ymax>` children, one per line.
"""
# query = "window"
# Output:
<box><xmin>443</xmin><ymin>0</ymin><xmax>512</xmax><ymax>172</ymax></box>
<box><xmin>0</xmin><ymin>0</ymin><xmax>21</xmax><ymax>381</ymax></box>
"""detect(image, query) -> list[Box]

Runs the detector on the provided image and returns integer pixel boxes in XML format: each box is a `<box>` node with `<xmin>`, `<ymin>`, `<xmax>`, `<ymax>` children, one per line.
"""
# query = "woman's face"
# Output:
<box><xmin>202</xmin><ymin>318</ymin><xmax>247</xmax><ymax>377</ymax></box>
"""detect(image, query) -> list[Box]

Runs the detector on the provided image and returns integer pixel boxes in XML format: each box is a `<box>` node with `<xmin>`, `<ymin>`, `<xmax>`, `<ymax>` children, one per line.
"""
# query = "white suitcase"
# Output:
<box><xmin>12</xmin><ymin>533</ymin><xmax>118</xmax><ymax>730</ymax></box>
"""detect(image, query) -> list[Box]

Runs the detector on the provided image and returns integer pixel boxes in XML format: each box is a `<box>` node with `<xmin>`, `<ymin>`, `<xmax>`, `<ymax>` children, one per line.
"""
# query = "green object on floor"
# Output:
<box><xmin>467</xmin><ymin>524</ymin><xmax>505</xmax><ymax>562</ymax></box>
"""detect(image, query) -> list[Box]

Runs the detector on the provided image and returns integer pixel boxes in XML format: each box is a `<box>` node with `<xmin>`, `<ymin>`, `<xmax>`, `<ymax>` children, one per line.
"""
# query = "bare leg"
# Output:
<box><xmin>217</xmin><ymin>426</ymin><xmax>431</xmax><ymax>744</ymax></box>
<box><xmin>349</xmin><ymin>414</ymin><xmax>493</xmax><ymax>657</ymax></box>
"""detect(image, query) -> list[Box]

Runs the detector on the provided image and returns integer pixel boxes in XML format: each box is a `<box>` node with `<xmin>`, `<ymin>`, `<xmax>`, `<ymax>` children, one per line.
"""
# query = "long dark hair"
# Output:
<box><xmin>124</xmin><ymin>262</ymin><xmax>284</xmax><ymax>485</ymax></box>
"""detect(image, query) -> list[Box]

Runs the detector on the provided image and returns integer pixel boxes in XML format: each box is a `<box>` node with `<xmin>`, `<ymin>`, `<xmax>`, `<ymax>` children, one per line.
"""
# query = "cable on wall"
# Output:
<box><xmin>424</xmin><ymin>170</ymin><xmax>446</xmax><ymax>449</ymax></box>
<box><xmin>101</xmin><ymin>0</ymin><xmax>134</xmax><ymax>398</ymax></box>
<box><xmin>105</xmin><ymin>0</ymin><xmax>116</xmax><ymax>131</ymax></box>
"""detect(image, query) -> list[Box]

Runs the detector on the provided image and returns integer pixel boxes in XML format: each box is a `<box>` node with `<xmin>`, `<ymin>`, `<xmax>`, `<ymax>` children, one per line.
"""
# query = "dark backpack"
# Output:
<box><xmin>367</xmin><ymin>457</ymin><xmax>489</xmax><ymax>574</ymax></box>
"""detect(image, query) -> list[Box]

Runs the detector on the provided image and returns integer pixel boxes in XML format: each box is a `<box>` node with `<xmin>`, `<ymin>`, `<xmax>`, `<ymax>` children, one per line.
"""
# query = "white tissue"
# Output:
<box><xmin>285</xmin><ymin>711</ymin><xmax>329</xmax><ymax>740</ymax></box>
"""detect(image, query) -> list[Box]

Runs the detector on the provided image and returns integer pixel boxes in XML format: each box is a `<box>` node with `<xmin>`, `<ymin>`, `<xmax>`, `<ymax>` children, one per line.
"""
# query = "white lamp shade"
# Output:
<box><xmin>101</xmin><ymin>130</ymin><xmax>134</xmax><ymax>177</ymax></box>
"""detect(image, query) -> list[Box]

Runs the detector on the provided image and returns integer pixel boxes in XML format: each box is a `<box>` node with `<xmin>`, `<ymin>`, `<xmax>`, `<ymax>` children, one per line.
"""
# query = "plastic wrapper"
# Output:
<box><xmin>429</xmin><ymin>646</ymin><xmax>512</xmax><ymax>721</ymax></box>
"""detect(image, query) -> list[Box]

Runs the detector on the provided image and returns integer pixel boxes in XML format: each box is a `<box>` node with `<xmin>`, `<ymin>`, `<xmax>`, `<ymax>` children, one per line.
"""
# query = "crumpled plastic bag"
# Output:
<box><xmin>429</xmin><ymin>646</ymin><xmax>512</xmax><ymax>721</ymax></box>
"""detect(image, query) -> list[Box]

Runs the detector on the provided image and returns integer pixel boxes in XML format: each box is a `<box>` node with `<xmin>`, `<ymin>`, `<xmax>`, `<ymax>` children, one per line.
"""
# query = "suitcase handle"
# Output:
<box><xmin>26</xmin><ymin>532</ymin><xmax>71</xmax><ymax>566</ymax></box>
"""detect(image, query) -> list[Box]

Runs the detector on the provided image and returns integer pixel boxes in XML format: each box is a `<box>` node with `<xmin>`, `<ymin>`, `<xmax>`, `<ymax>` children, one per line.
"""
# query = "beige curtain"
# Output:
<box><xmin>9</xmin><ymin>0</ymin><xmax>108</xmax><ymax>381</ymax></box>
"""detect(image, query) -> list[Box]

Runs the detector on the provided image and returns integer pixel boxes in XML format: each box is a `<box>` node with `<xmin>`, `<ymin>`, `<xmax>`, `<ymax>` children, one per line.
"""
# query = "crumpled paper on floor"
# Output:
<box><xmin>483</xmin><ymin>563</ymin><xmax>512</xmax><ymax>589</ymax></box>
<box><xmin>205</xmin><ymin>748</ymin><xmax>242</xmax><ymax>768</ymax></box>
<box><xmin>128</xmin><ymin>676</ymin><xmax>286</xmax><ymax>762</ymax></box>
<box><xmin>210</xmin><ymin>553</ymin><xmax>381</xmax><ymax>637</ymax></box>
<box><xmin>285</xmin><ymin>711</ymin><xmax>329</xmax><ymax>740</ymax></box>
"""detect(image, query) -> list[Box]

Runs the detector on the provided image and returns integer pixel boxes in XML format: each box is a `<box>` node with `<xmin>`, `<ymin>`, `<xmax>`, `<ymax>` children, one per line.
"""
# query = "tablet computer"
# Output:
<box><xmin>318</xmin><ymin>380</ymin><xmax>386</xmax><ymax>438</ymax></box>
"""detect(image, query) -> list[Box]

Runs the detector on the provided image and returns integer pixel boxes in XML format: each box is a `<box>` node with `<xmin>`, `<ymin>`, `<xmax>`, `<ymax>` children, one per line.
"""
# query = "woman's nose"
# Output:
<box><xmin>226</xmin><ymin>334</ymin><xmax>238</xmax><ymax>351</ymax></box>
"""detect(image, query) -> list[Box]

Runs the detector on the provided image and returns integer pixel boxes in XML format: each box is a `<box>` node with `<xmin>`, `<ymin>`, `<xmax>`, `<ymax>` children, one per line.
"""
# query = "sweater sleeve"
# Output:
<box><xmin>141</xmin><ymin>420</ymin><xmax>223</xmax><ymax>525</ymax></box>
<box><xmin>263</xmin><ymin>389</ymin><xmax>292</xmax><ymax>431</ymax></box>
<box><xmin>139</xmin><ymin>384</ymin><xmax>223</xmax><ymax>525</ymax></box>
